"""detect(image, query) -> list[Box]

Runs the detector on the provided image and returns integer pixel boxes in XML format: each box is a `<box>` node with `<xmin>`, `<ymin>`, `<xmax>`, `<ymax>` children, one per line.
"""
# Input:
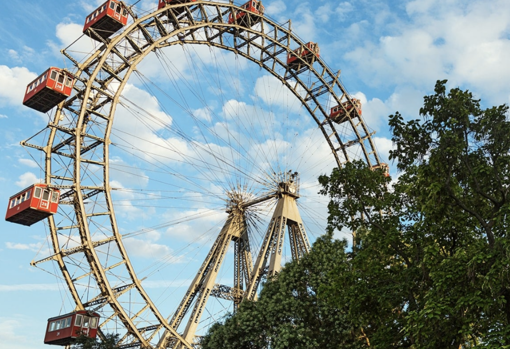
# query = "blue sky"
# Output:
<box><xmin>1</xmin><ymin>0</ymin><xmax>510</xmax><ymax>348</ymax></box>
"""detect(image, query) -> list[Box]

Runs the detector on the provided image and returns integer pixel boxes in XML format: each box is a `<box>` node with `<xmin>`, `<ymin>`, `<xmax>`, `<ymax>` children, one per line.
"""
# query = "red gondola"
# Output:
<box><xmin>83</xmin><ymin>0</ymin><xmax>129</xmax><ymax>40</ymax></box>
<box><xmin>287</xmin><ymin>42</ymin><xmax>320</xmax><ymax>70</ymax></box>
<box><xmin>228</xmin><ymin>0</ymin><xmax>265</xmax><ymax>27</ymax></box>
<box><xmin>5</xmin><ymin>184</ymin><xmax>60</xmax><ymax>226</ymax></box>
<box><xmin>22</xmin><ymin>68</ymin><xmax>74</xmax><ymax>113</ymax></box>
<box><xmin>372</xmin><ymin>163</ymin><xmax>390</xmax><ymax>177</ymax></box>
<box><xmin>158</xmin><ymin>0</ymin><xmax>197</xmax><ymax>15</ymax></box>
<box><xmin>329</xmin><ymin>98</ymin><xmax>362</xmax><ymax>124</ymax></box>
<box><xmin>44</xmin><ymin>311</ymin><xmax>100</xmax><ymax>346</ymax></box>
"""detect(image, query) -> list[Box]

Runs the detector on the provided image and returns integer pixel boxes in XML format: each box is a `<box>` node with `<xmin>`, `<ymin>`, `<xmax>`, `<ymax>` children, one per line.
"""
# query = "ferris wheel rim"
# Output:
<box><xmin>36</xmin><ymin>1</ymin><xmax>382</xmax><ymax>348</ymax></box>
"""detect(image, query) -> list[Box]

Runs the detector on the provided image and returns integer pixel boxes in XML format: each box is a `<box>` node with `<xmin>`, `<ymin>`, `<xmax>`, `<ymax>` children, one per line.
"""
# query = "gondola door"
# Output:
<box><xmin>50</xmin><ymin>70</ymin><xmax>66</xmax><ymax>94</ymax></box>
<box><xmin>81</xmin><ymin>316</ymin><xmax>90</xmax><ymax>337</ymax></box>
<box><xmin>40</xmin><ymin>189</ymin><xmax>50</xmax><ymax>210</ymax></box>
<box><xmin>112</xmin><ymin>1</ymin><xmax>122</xmax><ymax>21</ymax></box>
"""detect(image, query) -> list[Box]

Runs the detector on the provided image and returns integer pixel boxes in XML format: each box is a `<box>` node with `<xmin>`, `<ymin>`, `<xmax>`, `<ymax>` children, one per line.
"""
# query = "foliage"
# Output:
<box><xmin>319</xmin><ymin>80</ymin><xmax>510</xmax><ymax>348</ymax></box>
<box><xmin>202</xmin><ymin>80</ymin><xmax>510</xmax><ymax>348</ymax></box>
<box><xmin>71</xmin><ymin>333</ymin><xmax>120</xmax><ymax>349</ymax></box>
<box><xmin>201</xmin><ymin>234</ymin><xmax>360</xmax><ymax>349</ymax></box>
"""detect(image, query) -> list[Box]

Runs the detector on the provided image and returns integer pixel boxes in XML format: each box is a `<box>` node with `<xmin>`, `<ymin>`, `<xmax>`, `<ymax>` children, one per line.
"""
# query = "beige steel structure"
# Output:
<box><xmin>21</xmin><ymin>1</ymin><xmax>383</xmax><ymax>348</ymax></box>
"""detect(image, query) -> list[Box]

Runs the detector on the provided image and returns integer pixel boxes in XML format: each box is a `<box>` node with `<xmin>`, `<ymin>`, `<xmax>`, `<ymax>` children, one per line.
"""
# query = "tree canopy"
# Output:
<box><xmin>201</xmin><ymin>234</ymin><xmax>358</xmax><ymax>349</ymax></box>
<box><xmin>70</xmin><ymin>333</ymin><xmax>119</xmax><ymax>349</ymax></box>
<box><xmin>201</xmin><ymin>80</ymin><xmax>510</xmax><ymax>348</ymax></box>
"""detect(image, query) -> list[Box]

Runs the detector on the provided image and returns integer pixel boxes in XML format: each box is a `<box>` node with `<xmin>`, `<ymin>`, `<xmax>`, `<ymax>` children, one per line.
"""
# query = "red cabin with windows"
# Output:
<box><xmin>44</xmin><ymin>311</ymin><xmax>100</xmax><ymax>346</ymax></box>
<box><xmin>22</xmin><ymin>68</ymin><xmax>74</xmax><ymax>113</ymax></box>
<box><xmin>83</xmin><ymin>0</ymin><xmax>129</xmax><ymax>40</ymax></box>
<box><xmin>158</xmin><ymin>0</ymin><xmax>197</xmax><ymax>15</ymax></box>
<box><xmin>371</xmin><ymin>163</ymin><xmax>390</xmax><ymax>177</ymax></box>
<box><xmin>228</xmin><ymin>0</ymin><xmax>265</xmax><ymax>27</ymax></box>
<box><xmin>5</xmin><ymin>184</ymin><xmax>60</xmax><ymax>226</ymax></box>
<box><xmin>329</xmin><ymin>98</ymin><xmax>362</xmax><ymax>124</ymax></box>
<box><xmin>287</xmin><ymin>42</ymin><xmax>320</xmax><ymax>70</ymax></box>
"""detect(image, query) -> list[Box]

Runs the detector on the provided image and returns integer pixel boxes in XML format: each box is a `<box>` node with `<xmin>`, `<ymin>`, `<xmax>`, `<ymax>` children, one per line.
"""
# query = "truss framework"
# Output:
<box><xmin>245</xmin><ymin>192</ymin><xmax>310</xmax><ymax>301</ymax></box>
<box><xmin>159</xmin><ymin>204</ymin><xmax>249</xmax><ymax>347</ymax></box>
<box><xmin>22</xmin><ymin>1</ymin><xmax>383</xmax><ymax>348</ymax></box>
<box><xmin>157</xmin><ymin>178</ymin><xmax>309</xmax><ymax>348</ymax></box>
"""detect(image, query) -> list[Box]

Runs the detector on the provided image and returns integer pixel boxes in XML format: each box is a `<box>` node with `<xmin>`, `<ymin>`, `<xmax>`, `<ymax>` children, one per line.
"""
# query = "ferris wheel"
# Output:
<box><xmin>8</xmin><ymin>0</ymin><xmax>384</xmax><ymax>348</ymax></box>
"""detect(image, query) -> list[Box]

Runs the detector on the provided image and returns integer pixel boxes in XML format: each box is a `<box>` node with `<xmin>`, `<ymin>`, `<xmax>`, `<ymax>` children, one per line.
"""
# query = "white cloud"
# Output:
<box><xmin>124</xmin><ymin>238</ymin><xmax>172</xmax><ymax>258</ymax></box>
<box><xmin>142</xmin><ymin>278</ymin><xmax>195</xmax><ymax>289</ymax></box>
<box><xmin>80</xmin><ymin>0</ymin><xmax>107</xmax><ymax>13</ymax></box>
<box><xmin>344</xmin><ymin>0</ymin><xmax>510</xmax><ymax>104</ymax></box>
<box><xmin>265</xmin><ymin>1</ymin><xmax>287</xmax><ymax>16</ymax></box>
<box><xmin>5</xmin><ymin>235</ymin><xmax>52</xmax><ymax>256</ymax></box>
<box><xmin>136</xmin><ymin>43</ymin><xmax>247</xmax><ymax>85</ymax></box>
<box><xmin>8</xmin><ymin>49</ymin><xmax>20</xmax><ymax>61</ymax></box>
<box><xmin>335</xmin><ymin>2</ymin><xmax>354</xmax><ymax>20</ymax></box>
<box><xmin>192</xmin><ymin>107</ymin><xmax>213</xmax><ymax>123</ymax></box>
<box><xmin>110</xmin><ymin>83</ymin><xmax>196</xmax><ymax>166</ymax></box>
<box><xmin>406</xmin><ymin>0</ymin><xmax>438</xmax><ymax>14</ymax></box>
<box><xmin>109</xmin><ymin>180</ymin><xmax>148</xmax><ymax>220</ymax></box>
<box><xmin>165</xmin><ymin>208</ymin><xmax>227</xmax><ymax>243</ymax></box>
<box><xmin>166</xmin><ymin>222</ymin><xmax>211</xmax><ymax>244</ymax></box>
<box><xmin>137</xmin><ymin>46</ymin><xmax>191</xmax><ymax>82</ymax></box>
<box><xmin>54</xmin><ymin>22</ymin><xmax>84</xmax><ymax>47</ymax></box>
<box><xmin>372</xmin><ymin>136</ymin><xmax>394</xmax><ymax>164</ymax></box>
<box><xmin>345</xmin><ymin>30</ymin><xmax>444</xmax><ymax>89</ymax></box>
<box><xmin>118</xmin><ymin>83</ymin><xmax>174</xmax><ymax>132</ymax></box>
<box><xmin>18</xmin><ymin>159</ymin><xmax>38</xmax><ymax>168</ymax></box>
<box><xmin>15</xmin><ymin>172</ymin><xmax>40</xmax><ymax>188</ymax></box>
<box><xmin>0</xmin><ymin>66</ymin><xmax>37</xmax><ymax>107</ymax></box>
<box><xmin>254</xmin><ymin>75</ymin><xmax>304</xmax><ymax>112</ymax></box>
<box><xmin>0</xmin><ymin>316</ymin><xmax>49</xmax><ymax>349</ymax></box>
<box><xmin>0</xmin><ymin>318</ymin><xmax>25</xmax><ymax>349</ymax></box>
<box><xmin>5</xmin><ymin>242</ymin><xmax>45</xmax><ymax>253</ymax></box>
<box><xmin>221</xmin><ymin>99</ymin><xmax>276</xmax><ymax>127</ymax></box>
<box><xmin>7</xmin><ymin>46</ymin><xmax>34</xmax><ymax>63</ymax></box>
<box><xmin>385</xmin><ymin>86</ymin><xmax>425</xmax><ymax>118</ymax></box>
<box><xmin>353</xmin><ymin>87</ymin><xmax>424</xmax><ymax>131</ymax></box>
<box><xmin>0</xmin><ymin>283</ymin><xmax>63</xmax><ymax>291</ymax></box>
<box><xmin>292</xmin><ymin>6</ymin><xmax>318</xmax><ymax>41</ymax></box>
<box><xmin>123</xmin><ymin>231</ymin><xmax>179</xmax><ymax>260</ymax></box>
<box><xmin>352</xmin><ymin>92</ymin><xmax>391</xmax><ymax>130</ymax></box>
<box><xmin>315</xmin><ymin>4</ymin><xmax>333</xmax><ymax>22</ymax></box>
<box><xmin>49</xmin><ymin>22</ymin><xmax>95</xmax><ymax>62</ymax></box>
<box><xmin>110</xmin><ymin>157</ymin><xmax>150</xmax><ymax>187</ymax></box>
<box><xmin>0</xmin><ymin>114</ymin><xmax>7</xmax><ymax>119</ymax></box>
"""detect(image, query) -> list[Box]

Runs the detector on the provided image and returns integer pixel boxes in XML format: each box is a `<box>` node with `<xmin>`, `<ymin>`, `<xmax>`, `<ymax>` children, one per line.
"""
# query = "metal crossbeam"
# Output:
<box><xmin>210</xmin><ymin>284</ymin><xmax>244</xmax><ymax>301</ymax></box>
<box><xmin>84</xmin><ymin>282</ymin><xmax>136</xmax><ymax>308</ymax></box>
<box><xmin>30</xmin><ymin>236</ymin><xmax>116</xmax><ymax>266</ymax></box>
<box><xmin>304</xmin><ymin>78</ymin><xmax>335</xmax><ymax>101</ymax></box>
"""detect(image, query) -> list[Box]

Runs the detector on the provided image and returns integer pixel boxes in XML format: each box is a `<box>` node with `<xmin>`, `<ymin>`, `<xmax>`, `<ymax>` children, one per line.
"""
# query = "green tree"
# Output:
<box><xmin>71</xmin><ymin>333</ymin><xmax>120</xmax><ymax>349</ymax></box>
<box><xmin>319</xmin><ymin>80</ymin><xmax>510</xmax><ymax>348</ymax></box>
<box><xmin>202</xmin><ymin>80</ymin><xmax>510</xmax><ymax>348</ymax></box>
<box><xmin>201</xmin><ymin>234</ymin><xmax>360</xmax><ymax>349</ymax></box>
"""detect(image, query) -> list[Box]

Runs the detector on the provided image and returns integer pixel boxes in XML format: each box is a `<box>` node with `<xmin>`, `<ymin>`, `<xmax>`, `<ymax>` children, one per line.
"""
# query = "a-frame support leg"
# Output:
<box><xmin>158</xmin><ymin>211</ymin><xmax>251</xmax><ymax>348</ymax></box>
<box><xmin>244</xmin><ymin>194</ymin><xmax>310</xmax><ymax>301</ymax></box>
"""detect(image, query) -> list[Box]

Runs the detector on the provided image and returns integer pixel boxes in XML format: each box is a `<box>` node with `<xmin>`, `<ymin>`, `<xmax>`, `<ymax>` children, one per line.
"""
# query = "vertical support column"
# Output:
<box><xmin>158</xmin><ymin>211</ymin><xmax>247</xmax><ymax>349</ymax></box>
<box><xmin>268</xmin><ymin>217</ymin><xmax>286</xmax><ymax>276</ymax></box>
<box><xmin>180</xmin><ymin>212</ymin><xmax>246</xmax><ymax>344</ymax></box>
<box><xmin>233</xmin><ymin>236</ymin><xmax>242</xmax><ymax>310</ymax></box>
<box><xmin>288</xmin><ymin>221</ymin><xmax>310</xmax><ymax>260</ymax></box>
<box><xmin>244</xmin><ymin>193</ymin><xmax>309</xmax><ymax>301</ymax></box>
<box><xmin>240</xmin><ymin>231</ymin><xmax>253</xmax><ymax>292</ymax></box>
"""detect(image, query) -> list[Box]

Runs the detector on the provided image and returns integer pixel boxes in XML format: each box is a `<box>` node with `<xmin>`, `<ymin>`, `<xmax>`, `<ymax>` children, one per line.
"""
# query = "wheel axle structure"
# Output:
<box><xmin>21</xmin><ymin>1</ymin><xmax>382</xmax><ymax>348</ymax></box>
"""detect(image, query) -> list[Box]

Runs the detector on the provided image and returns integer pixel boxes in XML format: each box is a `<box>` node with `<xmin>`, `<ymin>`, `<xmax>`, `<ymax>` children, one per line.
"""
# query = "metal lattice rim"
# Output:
<box><xmin>29</xmin><ymin>1</ymin><xmax>383</xmax><ymax>348</ymax></box>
